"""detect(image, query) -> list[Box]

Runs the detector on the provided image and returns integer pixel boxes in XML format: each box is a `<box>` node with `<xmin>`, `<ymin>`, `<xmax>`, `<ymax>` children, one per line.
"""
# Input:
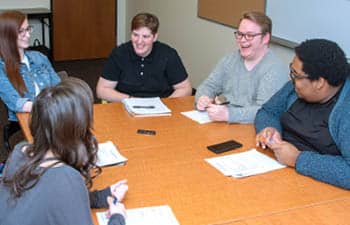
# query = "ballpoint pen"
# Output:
<box><xmin>132</xmin><ymin>105</ymin><xmax>155</xmax><ymax>109</ymax></box>
<box><xmin>218</xmin><ymin>101</ymin><xmax>230</xmax><ymax>105</ymax></box>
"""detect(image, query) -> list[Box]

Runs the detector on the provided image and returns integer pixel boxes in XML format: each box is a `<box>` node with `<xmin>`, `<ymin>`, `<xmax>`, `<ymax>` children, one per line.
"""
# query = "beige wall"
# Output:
<box><xmin>124</xmin><ymin>0</ymin><xmax>295</xmax><ymax>88</ymax></box>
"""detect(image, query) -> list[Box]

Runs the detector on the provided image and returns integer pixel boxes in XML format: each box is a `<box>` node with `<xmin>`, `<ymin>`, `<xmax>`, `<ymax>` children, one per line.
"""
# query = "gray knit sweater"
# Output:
<box><xmin>195</xmin><ymin>50</ymin><xmax>289</xmax><ymax>123</ymax></box>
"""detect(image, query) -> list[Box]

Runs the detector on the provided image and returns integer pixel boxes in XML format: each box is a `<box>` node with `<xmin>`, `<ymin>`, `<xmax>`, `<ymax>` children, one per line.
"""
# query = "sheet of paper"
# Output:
<box><xmin>96</xmin><ymin>141</ymin><xmax>127</xmax><ymax>167</ymax></box>
<box><xmin>122</xmin><ymin>97</ymin><xmax>171</xmax><ymax>116</ymax></box>
<box><xmin>96</xmin><ymin>205</ymin><xmax>180</xmax><ymax>225</ymax></box>
<box><xmin>205</xmin><ymin>149</ymin><xmax>286</xmax><ymax>178</ymax></box>
<box><xmin>181</xmin><ymin>110</ymin><xmax>212</xmax><ymax>124</ymax></box>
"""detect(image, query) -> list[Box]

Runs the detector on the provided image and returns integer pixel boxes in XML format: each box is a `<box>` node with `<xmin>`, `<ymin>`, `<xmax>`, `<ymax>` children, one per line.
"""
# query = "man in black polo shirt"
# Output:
<box><xmin>96</xmin><ymin>12</ymin><xmax>192</xmax><ymax>101</ymax></box>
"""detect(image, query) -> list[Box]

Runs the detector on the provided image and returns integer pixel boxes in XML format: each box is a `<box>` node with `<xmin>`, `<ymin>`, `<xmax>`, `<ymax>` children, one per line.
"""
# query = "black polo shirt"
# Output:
<box><xmin>102</xmin><ymin>41</ymin><xmax>188</xmax><ymax>97</ymax></box>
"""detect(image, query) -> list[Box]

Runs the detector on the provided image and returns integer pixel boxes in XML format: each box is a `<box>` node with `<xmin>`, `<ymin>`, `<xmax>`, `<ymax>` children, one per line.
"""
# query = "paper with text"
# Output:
<box><xmin>96</xmin><ymin>141</ymin><xmax>127</xmax><ymax>167</ymax></box>
<box><xmin>181</xmin><ymin>110</ymin><xmax>212</xmax><ymax>124</ymax></box>
<box><xmin>205</xmin><ymin>149</ymin><xmax>286</xmax><ymax>178</ymax></box>
<box><xmin>96</xmin><ymin>205</ymin><xmax>180</xmax><ymax>225</ymax></box>
<box><xmin>122</xmin><ymin>97</ymin><xmax>171</xmax><ymax>117</ymax></box>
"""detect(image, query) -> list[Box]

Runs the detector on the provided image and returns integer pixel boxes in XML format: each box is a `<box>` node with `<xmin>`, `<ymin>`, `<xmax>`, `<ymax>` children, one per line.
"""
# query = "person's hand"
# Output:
<box><xmin>196</xmin><ymin>96</ymin><xmax>213</xmax><ymax>111</ymax></box>
<box><xmin>256</xmin><ymin>127</ymin><xmax>281</xmax><ymax>149</ymax></box>
<box><xmin>267</xmin><ymin>141</ymin><xmax>300</xmax><ymax>167</ymax></box>
<box><xmin>110</xmin><ymin>179</ymin><xmax>128</xmax><ymax>202</ymax></box>
<box><xmin>107</xmin><ymin>196</ymin><xmax>126</xmax><ymax>219</ymax></box>
<box><xmin>206</xmin><ymin>104</ymin><xmax>229</xmax><ymax>121</ymax></box>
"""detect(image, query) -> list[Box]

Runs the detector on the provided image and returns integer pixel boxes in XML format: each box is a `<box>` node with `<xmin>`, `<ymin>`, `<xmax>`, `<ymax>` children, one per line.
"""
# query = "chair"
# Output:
<box><xmin>57</xmin><ymin>70</ymin><xmax>69</xmax><ymax>80</ymax></box>
<box><xmin>192</xmin><ymin>88</ymin><xmax>197</xmax><ymax>96</ymax></box>
<box><xmin>1</xmin><ymin>100</ymin><xmax>21</xmax><ymax>154</ymax></box>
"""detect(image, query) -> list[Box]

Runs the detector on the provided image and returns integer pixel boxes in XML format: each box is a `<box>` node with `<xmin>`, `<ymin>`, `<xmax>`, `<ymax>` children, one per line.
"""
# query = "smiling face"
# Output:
<box><xmin>17</xmin><ymin>18</ymin><xmax>31</xmax><ymax>50</ymax></box>
<box><xmin>131</xmin><ymin>26</ymin><xmax>158</xmax><ymax>58</ymax></box>
<box><xmin>236</xmin><ymin>19</ymin><xmax>270</xmax><ymax>61</ymax></box>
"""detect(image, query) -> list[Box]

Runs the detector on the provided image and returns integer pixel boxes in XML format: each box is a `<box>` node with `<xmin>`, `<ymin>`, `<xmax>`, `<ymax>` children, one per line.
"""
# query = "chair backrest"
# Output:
<box><xmin>0</xmin><ymin>99</ymin><xmax>21</xmax><ymax>154</ymax></box>
<box><xmin>57</xmin><ymin>70</ymin><xmax>69</xmax><ymax>80</ymax></box>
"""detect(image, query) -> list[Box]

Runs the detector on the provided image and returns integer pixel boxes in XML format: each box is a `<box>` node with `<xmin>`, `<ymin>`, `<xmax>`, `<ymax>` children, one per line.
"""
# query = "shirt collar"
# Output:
<box><xmin>129</xmin><ymin>41</ymin><xmax>157</xmax><ymax>63</ymax></box>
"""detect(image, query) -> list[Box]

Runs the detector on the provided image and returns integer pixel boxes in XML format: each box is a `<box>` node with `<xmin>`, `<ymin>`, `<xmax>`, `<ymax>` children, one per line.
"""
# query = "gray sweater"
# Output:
<box><xmin>0</xmin><ymin>143</ymin><xmax>125</xmax><ymax>225</ymax></box>
<box><xmin>195</xmin><ymin>50</ymin><xmax>289</xmax><ymax>123</ymax></box>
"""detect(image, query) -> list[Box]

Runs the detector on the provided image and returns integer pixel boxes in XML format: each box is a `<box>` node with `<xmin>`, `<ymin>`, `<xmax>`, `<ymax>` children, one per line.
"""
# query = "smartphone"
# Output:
<box><xmin>137</xmin><ymin>129</ymin><xmax>156</xmax><ymax>135</ymax></box>
<box><xmin>207</xmin><ymin>140</ymin><xmax>242</xmax><ymax>154</ymax></box>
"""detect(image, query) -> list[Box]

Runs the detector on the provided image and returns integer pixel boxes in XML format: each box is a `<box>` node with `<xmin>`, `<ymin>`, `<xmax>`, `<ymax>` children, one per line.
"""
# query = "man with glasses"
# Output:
<box><xmin>255</xmin><ymin>39</ymin><xmax>350</xmax><ymax>189</ymax></box>
<box><xmin>195</xmin><ymin>11</ymin><xmax>288</xmax><ymax>123</ymax></box>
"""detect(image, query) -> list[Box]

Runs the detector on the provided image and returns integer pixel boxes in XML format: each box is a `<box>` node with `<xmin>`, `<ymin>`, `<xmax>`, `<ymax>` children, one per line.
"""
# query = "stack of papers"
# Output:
<box><xmin>96</xmin><ymin>141</ymin><xmax>127</xmax><ymax>167</ymax></box>
<box><xmin>122</xmin><ymin>97</ymin><xmax>171</xmax><ymax>117</ymax></box>
<box><xmin>181</xmin><ymin>110</ymin><xmax>212</xmax><ymax>124</ymax></box>
<box><xmin>96</xmin><ymin>205</ymin><xmax>180</xmax><ymax>225</ymax></box>
<box><xmin>205</xmin><ymin>149</ymin><xmax>286</xmax><ymax>178</ymax></box>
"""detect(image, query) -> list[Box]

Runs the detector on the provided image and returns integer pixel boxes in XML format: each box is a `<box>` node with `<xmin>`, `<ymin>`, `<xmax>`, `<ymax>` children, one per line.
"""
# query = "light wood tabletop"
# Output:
<box><xmin>17</xmin><ymin>96</ymin><xmax>350</xmax><ymax>225</ymax></box>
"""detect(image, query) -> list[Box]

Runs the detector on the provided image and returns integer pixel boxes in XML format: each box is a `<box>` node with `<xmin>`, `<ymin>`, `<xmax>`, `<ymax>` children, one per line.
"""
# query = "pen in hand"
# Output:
<box><xmin>217</xmin><ymin>101</ymin><xmax>230</xmax><ymax>105</ymax></box>
<box><xmin>204</xmin><ymin>101</ymin><xmax>230</xmax><ymax>109</ymax></box>
<box><xmin>132</xmin><ymin>105</ymin><xmax>155</xmax><ymax>109</ymax></box>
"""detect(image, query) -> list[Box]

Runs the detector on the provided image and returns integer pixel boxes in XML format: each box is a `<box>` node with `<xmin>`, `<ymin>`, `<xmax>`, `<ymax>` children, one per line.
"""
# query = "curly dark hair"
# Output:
<box><xmin>2</xmin><ymin>77</ymin><xmax>101</xmax><ymax>198</ymax></box>
<box><xmin>295</xmin><ymin>39</ymin><xmax>350</xmax><ymax>86</ymax></box>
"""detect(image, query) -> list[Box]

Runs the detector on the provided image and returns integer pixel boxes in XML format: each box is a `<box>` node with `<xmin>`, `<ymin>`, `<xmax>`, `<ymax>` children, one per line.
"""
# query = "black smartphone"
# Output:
<box><xmin>207</xmin><ymin>140</ymin><xmax>242</xmax><ymax>154</ymax></box>
<box><xmin>137</xmin><ymin>129</ymin><xmax>156</xmax><ymax>135</ymax></box>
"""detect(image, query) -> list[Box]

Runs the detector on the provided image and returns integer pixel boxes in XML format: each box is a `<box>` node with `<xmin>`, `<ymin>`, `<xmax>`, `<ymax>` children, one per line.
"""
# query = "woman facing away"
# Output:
<box><xmin>0</xmin><ymin>77</ymin><xmax>127</xmax><ymax>225</ymax></box>
<box><xmin>0</xmin><ymin>10</ymin><xmax>60</xmax><ymax>121</ymax></box>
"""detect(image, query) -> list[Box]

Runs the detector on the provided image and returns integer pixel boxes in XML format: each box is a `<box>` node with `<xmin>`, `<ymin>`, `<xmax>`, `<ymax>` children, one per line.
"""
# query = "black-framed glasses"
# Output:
<box><xmin>289</xmin><ymin>63</ymin><xmax>309</xmax><ymax>80</ymax></box>
<box><xmin>18</xmin><ymin>26</ymin><xmax>33</xmax><ymax>36</ymax></box>
<box><xmin>234</xmin><ymin>31</ymin><xmax>263</xmax><ymax>41</ymax></box>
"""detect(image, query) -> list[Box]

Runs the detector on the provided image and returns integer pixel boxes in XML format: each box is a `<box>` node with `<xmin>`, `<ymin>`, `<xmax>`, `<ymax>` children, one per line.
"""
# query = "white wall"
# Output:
<box><xmin>0</xmin><ymin>0</ymin><xmax>50</xmax><ymax>9</ymax></box>
<box><xmin>0</xmin><ymin>0</ymin><xmax>51</xmax><ymax>47</ymax></box>
<box><xmin>124</xmin><ymin>0</ymin><xmax>294</xmax><ymax>88</ymax></box>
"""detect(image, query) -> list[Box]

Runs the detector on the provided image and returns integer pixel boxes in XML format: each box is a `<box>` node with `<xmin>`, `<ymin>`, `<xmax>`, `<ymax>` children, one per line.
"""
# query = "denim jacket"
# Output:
<box><xmin>0</xmin><ymin>51</ymin><xmax>60</xmax><ymax>121</ymax></box>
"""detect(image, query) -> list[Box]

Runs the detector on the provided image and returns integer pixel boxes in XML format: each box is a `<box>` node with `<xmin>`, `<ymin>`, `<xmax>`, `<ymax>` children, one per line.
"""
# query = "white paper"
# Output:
<box><xmin>181</xmin><ymin>110</ymin><xmax>212</xmax><ymax>124</ymax></box>
<box><xmin>122</xmin><ymin>97</ymin><xmax>171</xmax><ymax>116</ymax></box>
<box><xmin>96</xmin><ymin>205</ymin><xmax>180</xmax><ymax>225</ymax></box>
<box><xmin>205</xmin><ymin>149</ymin><xmax>286</xmax><ymax>178</ymax></box>
<box><xmin>96</xmin><ymin>141</ymin><xmax>127</xmax><ymax>167</ymax></box>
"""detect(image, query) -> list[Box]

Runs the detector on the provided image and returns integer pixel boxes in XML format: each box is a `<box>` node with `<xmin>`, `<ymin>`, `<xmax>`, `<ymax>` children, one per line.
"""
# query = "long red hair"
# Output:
<box><xmin>0</xmin><ymin>10</ymin><xmax>27</xmax><ymax>96</ymax></box>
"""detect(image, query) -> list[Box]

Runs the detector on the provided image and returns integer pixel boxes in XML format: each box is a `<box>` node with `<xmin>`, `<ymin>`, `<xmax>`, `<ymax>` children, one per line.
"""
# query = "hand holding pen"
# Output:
<box><xmin>197</xmin><ymin>95</ymin><xmax>230</xmax><ymax>111</ymax></box>
<box><xmin>107</xmin><ymin>196</ymin><xmax>126</xmax><ymax>219</ymax></box>
<box><xmin>110</xmin><ymin>179</ymin><xmax>128</xmax><ymax>202</ymax></box>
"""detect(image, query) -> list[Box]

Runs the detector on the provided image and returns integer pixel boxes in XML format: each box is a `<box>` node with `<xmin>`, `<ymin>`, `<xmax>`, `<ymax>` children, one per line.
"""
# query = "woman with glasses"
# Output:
<box><xmin>0</xmin><ymin>10</ymin><xmax>60</xmax><ymax>122</ymax></box>
<box><xmin>255</xmin><ymin>39</ymin><xmax>350</xmax><ymax>189</ymax></box>
<box><xmin>195</xmin><ymin>11</ymin><xmax>288</xmax><ymax>124</ymax></box>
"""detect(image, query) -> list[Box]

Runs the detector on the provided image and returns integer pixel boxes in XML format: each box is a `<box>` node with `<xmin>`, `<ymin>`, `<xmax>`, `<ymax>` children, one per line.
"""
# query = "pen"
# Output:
<box><xmin>113</xmin><ymin>197</ymin><xmax>118</xmax><ymax>205</ymax></box>
<box><xmin>132</xmin><ymin>105</ymin><xmax>155</xmax><ymax>109</ymax></box>
<box><xmin>218</xmin><ymin>101</ymin><xmax>230</xmax><ymax>105</ymax></box>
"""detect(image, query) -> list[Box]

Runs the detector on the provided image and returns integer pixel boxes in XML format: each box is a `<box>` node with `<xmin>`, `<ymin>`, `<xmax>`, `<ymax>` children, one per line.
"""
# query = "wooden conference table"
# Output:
<box><xmin>17</xmin><ymin>96</ymin><xmax>349</xmax><ymax>225</ymax></box>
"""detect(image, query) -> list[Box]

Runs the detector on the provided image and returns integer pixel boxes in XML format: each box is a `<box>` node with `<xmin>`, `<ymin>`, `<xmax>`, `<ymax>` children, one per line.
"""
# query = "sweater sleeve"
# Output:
<box><xmin>108</xmin><ymin>214</ymin><xmax>126</xmax><ymax>225</ymax></box>
<box><xmin>89</xmin><ymin>187</ymin><xmax>112</xmax><ymax>208</ymax></box>
<box><xmin>296</xmin><ymin>151</ymin><xmax>350</xmax><ymax>189</ymax></box>
<box><xmin>195</xmin><ymin>54</ymin><xmax>230</xmax><ymax>103</ymax></box>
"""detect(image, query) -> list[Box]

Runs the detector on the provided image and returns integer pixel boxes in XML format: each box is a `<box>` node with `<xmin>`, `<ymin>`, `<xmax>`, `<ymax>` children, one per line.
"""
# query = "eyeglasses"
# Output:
<box><xmin>234</xmin><ymin>31</ymin><xmax>263</xmax><ymax>41</ymax></box>
<box><xmin>289</xmin><ymin>63</ymin><xmax>309</xmax><ymax>80</ymax></box>
<box><xmin>18</xmin><ymin>26</ymin><xmax>33</xmax><ymax>36</ymax></box>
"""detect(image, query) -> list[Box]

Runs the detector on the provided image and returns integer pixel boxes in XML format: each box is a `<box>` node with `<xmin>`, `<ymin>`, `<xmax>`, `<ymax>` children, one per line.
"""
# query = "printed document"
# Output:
<box><xmin>205</xmin><ymin>149</ymin><xmax>286</xmax><ymax>178</ymax></box>
<box><xmin>181</xmin><ymin>110</ymin><xmax>212</xmax><ymax>124</ymax></box>
<box><xmin>96</xmin><ymin>205</ymin><xmax>180</xmax><ymax>225</ymax></box>
<box><xmin>96</xmin><ymin>141</ymin><xmax>127</xmax><ymax>167</ymax></box>
<box><xmin>122</xmin><ymin>97</ymin><xmax>171</xmax><ymax>117</ymax></box>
